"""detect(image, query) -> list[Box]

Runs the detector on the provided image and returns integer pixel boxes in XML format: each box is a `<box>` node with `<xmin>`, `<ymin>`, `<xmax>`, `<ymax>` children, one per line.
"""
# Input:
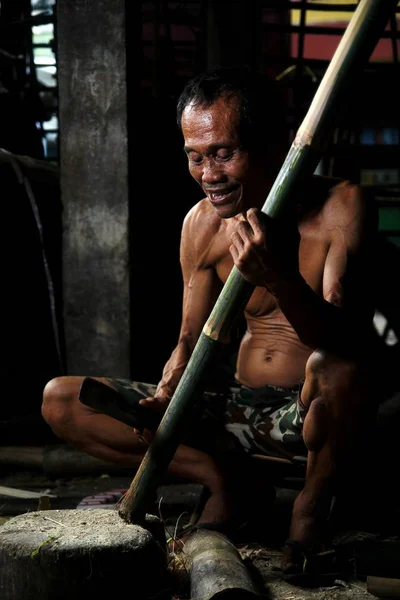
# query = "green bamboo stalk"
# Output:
<box><xmin>119</xmin><ymin>0</ymin><xmax>398</xmax><ymax>523</ymax></box>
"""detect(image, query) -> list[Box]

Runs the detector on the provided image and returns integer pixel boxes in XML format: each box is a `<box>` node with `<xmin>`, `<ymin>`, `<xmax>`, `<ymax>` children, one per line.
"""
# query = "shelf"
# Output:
<box><xmin>262</xmin><ymin>1</ymin><xmax>400</xmax><ymax>13</ymax></box>
<box><xmin>328</xmin><ymin>145</ymin><xmax>400</xmax><ymax>156</ymax></box>
<box><xmin>262</xmin><ymin>23</ymin><xmax>400</xmax><ymax>38</ymax></box>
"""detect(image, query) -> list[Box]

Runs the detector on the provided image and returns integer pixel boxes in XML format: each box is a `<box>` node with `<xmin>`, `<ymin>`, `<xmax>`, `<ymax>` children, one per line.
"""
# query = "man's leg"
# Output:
<box><xmin>42</xmin><ymin>377</ymin><xmax>260</xmax><ymax>527</ymax></box>
<box><xmin>282</xmin><ymin>350</ymin><xmax>374</xmax><ymax>572</ymax></box>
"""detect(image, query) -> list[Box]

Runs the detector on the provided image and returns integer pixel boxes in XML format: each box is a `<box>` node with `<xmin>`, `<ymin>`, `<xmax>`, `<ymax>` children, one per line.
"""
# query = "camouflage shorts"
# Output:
<box><xmin>222</xmin><ymin>383</ymin><xmax>307</xmax><ymax>460</ymax></box>
<box><xmin>106</xmin><ymin>378</ymin><xmax>308</xmax><ymax>460</ymax></box>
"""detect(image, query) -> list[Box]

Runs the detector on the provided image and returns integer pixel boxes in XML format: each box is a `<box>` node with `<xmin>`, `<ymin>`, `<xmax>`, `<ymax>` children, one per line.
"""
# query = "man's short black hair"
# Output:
<box><xmin>176</xmin><ymin>66</ymin><xmax>288</xmax><ymax>152</ymax></box>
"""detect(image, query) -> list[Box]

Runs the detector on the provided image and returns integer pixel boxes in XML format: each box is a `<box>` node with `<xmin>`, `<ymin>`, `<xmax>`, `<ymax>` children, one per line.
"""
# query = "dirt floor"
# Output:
<box><xmin>0</xmin><ymin>463</ymin><xmax>399</xmax><ymax>599</ymax></box>
<box><xmin>237</xmin><ymin>544</ymin><xmax>372</xmax><ymax>600</ymax></box>
<box><xmin>166</xmin><ymin>537</ymin><xmax>376</xmax><ymax>600</ymax></box>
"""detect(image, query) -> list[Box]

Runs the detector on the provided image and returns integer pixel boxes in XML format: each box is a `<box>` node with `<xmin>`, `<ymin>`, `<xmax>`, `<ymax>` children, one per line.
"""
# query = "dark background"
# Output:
<box><xmin>0</xmin><ymin>0</ymin><xmax>400</xmax><ymax>443</ymax></box>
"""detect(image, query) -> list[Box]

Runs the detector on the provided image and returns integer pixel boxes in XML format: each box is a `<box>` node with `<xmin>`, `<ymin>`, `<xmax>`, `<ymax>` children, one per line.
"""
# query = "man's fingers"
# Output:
<box><xmin>139</xmin><ymin>396</ymin><xmax>167</xmax><ymax>417</ymax></box>
<box><xmin>231</xmin><ymin>229</ymin><xmax>246</xmax><ymax>248</ymax></box>
<box><xmin>139</xmin><ymin>397</ymin><xmax>158</xmax><ymax>409</ymax></box>
<box><xmin>246</xmin><ymin>207</ymin><xmax>259</xmax><ymax>219</ymax></box>
<box><xmin>229</xmin><ymin>243</ymin><xmax>239</xmax><ymax>262</ymax></box>
<box><xmin>246</xmin><ymin>208</ymin><xmax>265</xmax><ymax>236</ymax></box>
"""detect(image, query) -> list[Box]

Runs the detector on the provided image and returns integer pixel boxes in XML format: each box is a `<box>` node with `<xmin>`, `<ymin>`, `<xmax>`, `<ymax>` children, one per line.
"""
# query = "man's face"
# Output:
<box><xmin>181</xmin><ymin>95</ymin><xmax>269</xmax><ymax>219</ymax></box>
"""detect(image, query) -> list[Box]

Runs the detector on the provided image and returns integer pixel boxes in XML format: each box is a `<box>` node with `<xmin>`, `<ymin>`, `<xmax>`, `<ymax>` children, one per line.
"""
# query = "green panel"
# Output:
<box><xmin>378</xmin><ymin>207</ymin><xmax>400</xmax><ymax>231</ymax></box>
<box><xmin>387</xmin><ymin>236</ymin><xmax>400</xmax><ymax>248</ymax></box>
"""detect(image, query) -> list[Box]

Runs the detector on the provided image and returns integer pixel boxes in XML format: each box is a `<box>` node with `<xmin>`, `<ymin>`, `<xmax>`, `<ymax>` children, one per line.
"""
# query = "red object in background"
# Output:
<box><xmin>291</xmin><ymin>19</ymin><xmax>400</xmax><ymax>62</ymax></box>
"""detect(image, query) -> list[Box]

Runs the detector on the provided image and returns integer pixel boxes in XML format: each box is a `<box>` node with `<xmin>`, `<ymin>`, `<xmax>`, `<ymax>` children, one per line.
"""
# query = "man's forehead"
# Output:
<box><xmin>181</xmin><ymin>96</ymin><xmax>240</xmax><ymax>137</ymax></box>
<box><xmin>183</xmin><ymin>94</ymin><xmax>239</xmax><ymax>116</ymax></box>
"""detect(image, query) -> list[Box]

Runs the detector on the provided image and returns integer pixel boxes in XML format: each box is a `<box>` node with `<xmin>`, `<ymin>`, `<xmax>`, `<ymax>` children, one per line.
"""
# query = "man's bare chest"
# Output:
<box><xmin>212</xmin><ymin>230</ymin><xmax>329</xmax><ymax>318</ymax></box>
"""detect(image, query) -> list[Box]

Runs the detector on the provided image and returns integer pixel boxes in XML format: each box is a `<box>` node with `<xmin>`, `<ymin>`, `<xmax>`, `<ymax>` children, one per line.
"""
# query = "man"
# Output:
<box><xmin>42</xmin><ymin>67</ymin><xmax>378</xmax><ymax>575</ymax></box>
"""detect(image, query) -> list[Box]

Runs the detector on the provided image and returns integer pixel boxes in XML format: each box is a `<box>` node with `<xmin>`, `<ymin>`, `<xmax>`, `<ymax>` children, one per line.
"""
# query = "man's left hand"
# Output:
<box><xmin>229</xmin><ymin>208</ymin><xmax>300</xmax><ymax>290</ymax></box>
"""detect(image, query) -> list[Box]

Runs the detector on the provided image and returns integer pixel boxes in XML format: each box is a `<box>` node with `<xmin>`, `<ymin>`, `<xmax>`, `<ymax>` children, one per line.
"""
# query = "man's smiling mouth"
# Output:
<box><xmin>206</xmin><ymin>187</ymin><xmax>241</xmax><ymax>205</ymax></box>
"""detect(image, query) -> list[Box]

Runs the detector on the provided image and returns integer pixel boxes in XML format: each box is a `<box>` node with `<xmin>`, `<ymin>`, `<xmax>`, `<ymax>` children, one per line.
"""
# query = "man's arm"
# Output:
<box><xmin>230</xmin><ymin>183</ymin><xmax>377</xmax><ymax>353</ymax></box>
<box><xmin>151</xmin><ymin>203</ymin><xmax>223</xmax><ymax>405</ymax></box>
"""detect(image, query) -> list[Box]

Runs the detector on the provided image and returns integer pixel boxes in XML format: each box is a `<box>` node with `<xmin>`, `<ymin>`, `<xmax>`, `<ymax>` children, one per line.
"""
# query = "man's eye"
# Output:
<box><xmin>188</xmin><ymin>154</ymin><xmax>202</xmax><ymax>164</ymax></box>
<box><xmin>216</xmin><ymin>151</ymin><xmax>232</xmax><ymax>161</ymax></box>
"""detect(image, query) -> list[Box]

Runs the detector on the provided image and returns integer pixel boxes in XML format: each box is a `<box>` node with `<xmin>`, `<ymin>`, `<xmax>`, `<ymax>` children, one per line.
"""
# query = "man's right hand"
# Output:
<box><xmin>139</xmin><ymin>395</ymin><xmax>170</xmax><ymax>414</ymax></box>
<box><xmin>133</xmin><ymin>396</ymin><xmax>169</xmax><ymax>442</ymax></box>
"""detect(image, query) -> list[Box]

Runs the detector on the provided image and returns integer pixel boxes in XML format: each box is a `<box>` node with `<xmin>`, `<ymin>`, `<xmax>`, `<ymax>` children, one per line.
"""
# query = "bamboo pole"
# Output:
<box><xmin>119</xmin><ymin>0</ymin><xmax>398</xmax><ymax>523</ymax></box>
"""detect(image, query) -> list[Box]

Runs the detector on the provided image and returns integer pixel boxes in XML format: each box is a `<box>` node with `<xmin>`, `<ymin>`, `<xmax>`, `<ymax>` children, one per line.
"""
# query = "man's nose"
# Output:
<box><xmin>201</xmin><ymin>158</ymin><xmax>226</xmax><ymax>185</ymax></box>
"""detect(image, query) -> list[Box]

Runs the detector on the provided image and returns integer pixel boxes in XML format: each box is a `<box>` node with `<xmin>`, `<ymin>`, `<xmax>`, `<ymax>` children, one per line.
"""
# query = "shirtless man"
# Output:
<box><xmin>41</xmin><ymin>67</ymin><xmax>377</xmax><ymax>574</ymax></box>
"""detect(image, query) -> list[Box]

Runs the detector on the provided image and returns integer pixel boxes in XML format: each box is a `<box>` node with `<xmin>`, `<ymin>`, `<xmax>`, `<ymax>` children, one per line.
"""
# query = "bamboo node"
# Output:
<box><xmin>294</xmin><ymin>127</ymin><xmax>313</xmax><ymax>148</ymax></box>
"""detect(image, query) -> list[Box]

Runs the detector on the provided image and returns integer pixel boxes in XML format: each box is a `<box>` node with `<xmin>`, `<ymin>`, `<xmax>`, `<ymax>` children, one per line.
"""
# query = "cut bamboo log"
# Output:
<box><xmin>368</xmin><ymin>576</ymin><xmax>400</xmax><ymax>598</ymax></box>
<box><xmin>118</xmin><ymin>0</ymin><xmax>399</xmax><ymax>524</ymax></box>
<box><xmin>182</xmin><ymin>529</ymin><xmax>260</xmax><ymax>600</ymax></box>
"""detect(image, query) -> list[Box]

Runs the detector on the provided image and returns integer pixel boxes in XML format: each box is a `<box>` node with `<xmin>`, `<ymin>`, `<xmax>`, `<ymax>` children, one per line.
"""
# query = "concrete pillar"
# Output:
<box><xmin>57</xmin><ymin>0</ymin><xmax>130</xmax><ymax>376</ymax></box>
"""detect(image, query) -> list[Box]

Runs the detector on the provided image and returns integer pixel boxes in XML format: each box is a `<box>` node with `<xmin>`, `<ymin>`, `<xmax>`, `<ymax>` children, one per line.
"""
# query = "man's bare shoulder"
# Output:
<box><xmin>181</xmin><ymin>198</ymin><xmax>225</xmax><ymax>264</ymax></box>
<box><xmin>183</xmin><ymin>197</ymin><xmax>221</xmax><ymax>235</ymax></box>
<box><xmin>302</xmin><ymin>175</ymin><xmax>376</xmax><ymax>228</ymax></box>
<box><xmin>320</xmin><ymin>177</ymin><xmax>377</xmax><ymax>232</ymax></box>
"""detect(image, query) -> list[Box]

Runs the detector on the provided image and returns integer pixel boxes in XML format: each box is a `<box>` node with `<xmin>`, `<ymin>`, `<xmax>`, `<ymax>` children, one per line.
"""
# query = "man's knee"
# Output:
<box><xmin>304</xmin><ymin>349</ymin><xmax>358</xmax><ymax>400</ymax></box>
<box><xmin>302</xmin><ymin>396</ymin><xmax>329</xmax><ymax>452</ymax></box>
<box><xmin>41</xmin><ymin>376</ymin><xmax>80</xmax><ymax>431</ymax></box>
<box><xmin>302</xmin><ymin>350</ymin><xmax>368</xmax><ymax>446</ymax></box>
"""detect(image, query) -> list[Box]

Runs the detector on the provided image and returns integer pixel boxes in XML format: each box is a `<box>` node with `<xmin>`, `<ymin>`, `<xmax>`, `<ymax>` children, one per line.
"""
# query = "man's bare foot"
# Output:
<box><xmin>167</xmin><ymin>489</ymin><xmax>231</xmax><ymax>552</ymax></box>
<box><xmin>168</xmin><ymin>478</ymin><xmax>275</xmax><ymax>553</ymax></box>
<box><xmin>281</xmin><ymin>512</ymin><xmax>330</xmax><ymax>575</ymax></box>
<box><xmin>197</xmin><ymin>488</ymin><xmax>233</xmax><ymax>525</ymax></box>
